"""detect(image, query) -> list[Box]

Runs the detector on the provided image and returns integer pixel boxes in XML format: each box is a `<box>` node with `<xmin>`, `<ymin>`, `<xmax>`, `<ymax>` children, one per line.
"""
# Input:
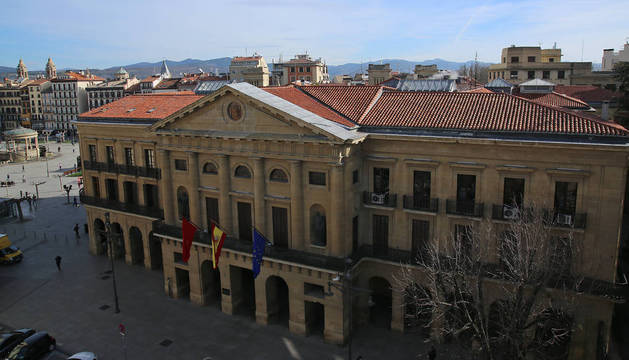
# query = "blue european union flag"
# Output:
<box><xmin>252</xmin><ymin>228</ymin><xmax>266</xmax><ymax>279</ymax></box>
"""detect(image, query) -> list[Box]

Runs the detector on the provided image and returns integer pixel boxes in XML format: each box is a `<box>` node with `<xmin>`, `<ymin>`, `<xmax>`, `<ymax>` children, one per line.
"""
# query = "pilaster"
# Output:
<box><xmin>217</xmin><ymin>154</ymin><xmax>233</xmax><ymax>233</ymax></box>
<box><xmin>329</xmin><ymin>163</ymin><xmax>345</xmax><ymax>256</ymax></box>
<box><xmin>188</xmin><ymin>151</ymin><xmax>202</xmax><ymax>226</ymax></box>
<box><xmin>252</xmin><ymin>157</ymin><xmax>266</xmax><ymax>232</ymax></box>
<box><xmin>289</xmin><ymin>160</ymin><xmax>304</xmax><ymax>250</ymax></box>
<box><xmin>158</xmin><ymin>149</ymin><xmax>175</xmax><ymax>224</ymax></box>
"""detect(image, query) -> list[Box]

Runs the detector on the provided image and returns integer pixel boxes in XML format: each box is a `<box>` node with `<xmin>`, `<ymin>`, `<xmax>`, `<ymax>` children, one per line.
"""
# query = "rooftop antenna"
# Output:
<box><xmin>553</xmin><ymin>42</ymin><xmax>557</xmax><ymax>49</ymax></box>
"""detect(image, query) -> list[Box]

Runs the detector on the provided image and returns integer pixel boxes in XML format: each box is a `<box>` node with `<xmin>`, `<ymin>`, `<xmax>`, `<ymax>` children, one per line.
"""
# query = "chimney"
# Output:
<box><xmin>601</xmin><ymin>101</ymin><xmax>609</xmax><ymax>121</ymax></box>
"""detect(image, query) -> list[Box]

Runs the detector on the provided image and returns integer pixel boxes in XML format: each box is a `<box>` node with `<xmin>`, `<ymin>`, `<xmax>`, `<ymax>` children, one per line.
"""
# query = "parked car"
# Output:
<box><xmin>67</xmin><ymin>352</ymin><xmax>98</xmax><ymax>360</ymax></box>
<box><xmin>0</xmin><ymin>234</ymin><xmax>23</xmax><ymax>265</ymax></box>
<box><xmin>6</xmin><ymin>331</ymin><xmax>55</xmax><ymax>360</ymax></box>
<box><xmin>0</xmin><ymin>329</ymin><xmax>35</xmax><ymax>357</ymax></box>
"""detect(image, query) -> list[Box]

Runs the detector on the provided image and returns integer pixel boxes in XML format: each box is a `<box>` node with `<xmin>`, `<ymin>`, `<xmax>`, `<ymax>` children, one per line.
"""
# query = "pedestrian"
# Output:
<box><xmin>19</xmin><ymin>190</ymin><xmax>22</xmax><ymax>198</ymax></box>
<box><xmin>6</xmin><ymin>174</ymin><xmax>9</xmax><ymax>181</ymax></box>
<box><xmin>58</xmin><ymin>163</ymin><xmax>62</xmax><ymax>171</ymax></box>
<box><xmin>428</xmin><ymin>345</ymin><xmax>436</xmax><ymax>360</ymax></box>
<box><xmin>55</xmin><ymin>255</ymin><xmax>62</xmax><ymax>271</ymax></box>
<box><xmin>73</xmin><ymin>223</ymin><xmax>80</xmax><ymax>238</ymax></box>
<box><xmin>57</xmin><ymin>146</ymin><xmax>60</xmax><ymax>153</ymax></box>
<box><xmin>73</xmin><ymin>196</ymin><xmax>78</xmax><ymax>207</ymax></box>
<box><xmin>21</xmin><ymin>165</ymin><xmax>24</xmax><ymax>172</ymax></box>
<box><xmin>22</xmin><ymin>174</ymin><xmax>25</xmax><ymax>183</ymax></box>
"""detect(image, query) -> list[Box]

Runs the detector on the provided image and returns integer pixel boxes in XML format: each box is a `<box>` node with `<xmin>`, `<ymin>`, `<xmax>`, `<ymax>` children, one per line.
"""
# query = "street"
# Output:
<box><xmin>0</xmin><ymin>142</ymin><xmax>436</xmax><ymax>359</ymax></box>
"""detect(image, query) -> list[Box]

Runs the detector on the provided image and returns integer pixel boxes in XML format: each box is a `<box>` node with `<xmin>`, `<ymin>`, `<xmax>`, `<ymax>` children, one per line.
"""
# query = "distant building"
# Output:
<box><xmin>414</xmin><ymin>64</ymin><xmax>438</xmax><ymax>78</ymax></box>
<box><xmin>273</xmin><ymin>54</ymin><xmax>329</xmax><ymax>85</ymax></box>
<box><xmin>367</xmin><ymin>63</ymin><xmax>392</xmax><ymax>85</ymax></box>
<box><xmin>602</xmin><ymin>42</ymin><xmax>629</xmax><ymax>71</ymax></box>
<box><xmin>0</xmin><ymin>84</ymin><xmax>22</xmax><ymax>131</ymax></box>
<box><xmin>16</xmin><ymin>59</ymin><xmax>28</xmax><ymax>80</ymax></box>
<box><xmin>229</xmin><ymin>55</ymin><xmax>269</xmax><ymax>87</ymax></box>
<box><xmin>50</xmin><ymin>71</ymin><xmax>104</xmax><ymax>133</ymax></box>
<box><xmin>488</xmin><ymin>45</ymin><xmax>617</xmax><ymax>89</ymax></box>
<box><xmin>178</xmin><ymin>73</ymin><xmax>228</xmax><ymax>92</ymax></box>
<box><xmin>25</xmin><ymin>78</ymin><xmax>51</xmax><ymax>130</ymax></box>
<box><xmin>86</xmin><ymin>68</ymin><xmax>140</xmax><ymax>110</ymax></box>
<box><xmin>140</xmin><ymin>61</ymin><xmax>176</xmax><ymax>94</ymax></box>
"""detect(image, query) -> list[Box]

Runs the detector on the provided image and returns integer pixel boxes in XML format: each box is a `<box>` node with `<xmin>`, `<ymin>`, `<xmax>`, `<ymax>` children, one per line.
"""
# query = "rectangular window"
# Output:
<box><xmin>412</xmin><ymin>219</ymin><xmax>430</xmax><ymax>262</ymax></box>
<box><xmin>144</xmin><ymin>149</ymin><xmax>155</xmax><ymax>168</ymax></box>
<box><xmin>304</xmin><ymin>283</ymin><xmax>324</xmax><ymax>298</ymax></box>
<box><xmin>92</xmin><ymin>177</ymin><xmax>100</xmax><ymax>198</ymax></box>
<box><xmin>503</xmin><ymin>178</ymin><xmax>524</xmax><ymax>208</ymax></box>
<box><xmin>306</xmin><ymin>67</ymin><xmax>311</xmax><ymax>72</ymax></box>
<box><xmin>143</xmin><ymin>184</ymin><xmax>159</xmax><ymax>208</ymax></box>
<box><xmin>456</xmin><ymin>174</ymin><xmax>476</xmax><ymax>213</ymax></box>
<box><xmin>105</xmin><ymin>146</ymin><xmax>115</xmax><ymax>164</ymax></box>
<box><xmin>88</xmin><ymin>144</ymin><xmax>97</xmax><ymax>162</ymax></box>
<box><xmin>124</xmin><ymin>147</ymin><xmax>134</xmax><ymax>166</ymax></box>
<box><xmin>290</xmin><ymin>67</ymin><xmax>295</xmax><ymax>73</ymax></box>
<box><xmin>558</xmin><ymin>70</ymin><xmax>565</xmax><ymax>79</ymax></box>
<box><xmin>528</xmin><ymin>71</ymin><xmax>535</xmax><ymax>79</ymax></box>
<box><xmin>372</xmin><ymin>215</ymin><xmax>389</xmax><ymax>254</ymax></box>
<box><xmin>272</xmin><ymin>207</ymin><xmax>288</xmax><ymax>248</ymax></box>
<box><xmin>352</xmin><ymin>169</ymin><xmax>359</xmax><ymax>184</ymax></box>
<box><xmin>174</xmin><ymin>159</ymin><xmax>187</xmax><ymax>171</ymax></box>
<box><xmin>549</xmin><ymin>58</ymin><xmax>554</xmax><ymax>62</ymax></box>
<box><xmin>527</xmin><ymin>56</ymin><xmax>535</xmax><ymax>62</ymax></box>
<box><xmin>554</xmin><ymin>181</ymin><xmax>577</xmax><ymax>216</ymax></box>
<box><xmin>206</xmin><ymin>197</ymin><xmax>219</xmax><ymax>227</ymax></box>
<box><xmin>308</xmin><ymin>171</ymin><xmax>326</xmax><ymax>186</ymax></box>
<box><xmin>105</xmin><ymin>179</ymin><xmax>118</xmax><ymax>201</ymax></box>
<box><xmin>237</xmin><ymin>202</ymin><xmax>253</xmax><ymax>242</ymax></box>
<box><xmin>123</xmin><ymin>181</ymin><xmax>137</xmax><ymax>205</ymax></box>
<box><xmin>299</xmin><ymin>67</ymin><xmax>304</xmax><ymax>72</ymax></box>
<box><xmin>510</xmin><ymin>71</ymin><xmax>518</xmax><ymax>79</ymax></box>
<box><xmin>413</xmin><ymin>171</ymin><xmax>431</xmax><ymax>208</ymax></box>
<box><xmin>373</xmin><ymin>167</ymin><xmax>389</xmax><ymax>194</ymax></box>
<box><xmin>542</xmin><ymin>70</ymin><xmax>550</xmax><ymax>79</ymax></box>
<box><xmin>510</xmin><ymin>56</ymin><xmax>519</xmax><ymax>63</ymax></box>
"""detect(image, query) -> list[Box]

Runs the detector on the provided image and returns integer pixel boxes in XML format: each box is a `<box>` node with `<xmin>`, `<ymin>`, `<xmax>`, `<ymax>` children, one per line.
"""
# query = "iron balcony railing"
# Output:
<box><xmin>363</xmin><ymin>191</ymin><xmax>397</xmax><ymax>208</ymax></box>
<box><xmin>491</xmin><ymin>204</ymin><xmax>533</xmax><ymax>221</ymax></box>
<box><xmin>402</xmin><ymin>195</ymin><xmax>439</xmax><ymax>213</ymax></box>
<box><xmin>82</xmin><ymin>161</ymin><xmax>161</xmax><ymax>180</ymax></box>
<box><xmin>445</xmin><ymin>199</ymin><xmax>484</xmax><ymax>218</ymax></box>
<box><xmin>545</xmin><ymin>209</ymin><xmax>587</xmax><ymax>229</ymax></box>
<box><xmin>80</xmin><ymin>193</ymin><xmax>164</xmax><ymax>219</ymax></box>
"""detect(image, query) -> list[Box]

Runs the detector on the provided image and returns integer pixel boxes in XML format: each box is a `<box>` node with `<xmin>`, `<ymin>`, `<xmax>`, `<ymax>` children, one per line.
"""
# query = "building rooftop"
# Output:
<box><xmin>396</xmin><ymin>79</ymin><xmax>456</xmax><ymax>92</ymax></box>
<box><xmin>519</xmin><ymin>78</ymin><xmax>555</xmax><ymax>87</ymax></box>
<box><xmin>297</xmin><ymin>85</ymin><xmax>383</xmax><ymax>122</ymax></box>
<box><xmin>153</xmin><ymin>78</ymin><xmax>181</xmax><ymax>90</ymax></box>
<box><xmin>26</xmin><ymin>78</ymin><xmax>50</xmax><ymax>86</ymax></box>
<box><xmin>79</xmin><ymin>93</ymin><xmax>203</xmax><ymax>122</ymax></box>
<box><xmin>53</xmin><ymin>71</ymin><xmax>104</xmax><ymax>82</ymax></box>
<box><xmin>553</xmin><ymin>85</ymin><xmax>621</xmax><ymax>104</ymax></box>
<box><xmin>485</xmin><ymin>78</ymin><xmax>515</xmax><ymax>88</ymax></box>
<box><xmin>513</xmin><ymin>90</ymin><xmax>591</xmax><ymax>110</ymax></box>
<box><xmin>194</xmin><ymin>80</ymin><xmax>234</xmax><ymax>95</ymax></box>
<box><xmin>232</xmin><ymin>56</ymin><xmax>262</xmax><ymax>62</ymax></box>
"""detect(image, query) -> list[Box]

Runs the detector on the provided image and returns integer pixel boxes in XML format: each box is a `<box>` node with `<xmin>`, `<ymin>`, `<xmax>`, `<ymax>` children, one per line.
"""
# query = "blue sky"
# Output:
<box><xmin>1</xmin><ymin>0</ymin><xmax>628</xmax><ymax>70</ymax></box>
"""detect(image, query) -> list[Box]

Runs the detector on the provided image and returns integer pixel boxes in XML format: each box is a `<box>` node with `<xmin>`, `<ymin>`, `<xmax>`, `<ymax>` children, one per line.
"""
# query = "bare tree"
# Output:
<box><xmin>395</xmin><ymin>206</ymin><xmax>591</xmax><ymax>360</ymax></box>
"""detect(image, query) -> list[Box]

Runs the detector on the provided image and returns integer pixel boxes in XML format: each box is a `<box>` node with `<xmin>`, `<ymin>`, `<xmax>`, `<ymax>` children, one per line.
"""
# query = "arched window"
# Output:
<box><xmin>234</xmin><ymin>165</ymin><xmax>251</xmax><ymax>179</ymax></box>
<box><xmin>269</xmin><ymin>169</ymin><xmax>288</xmax><ymax>183</ymax></box>
<box><xmin>310</xmin><ymin>204</ymin><xmax>327</xmax><ymax>246</ymax></box>
<box><xmin>177</xmin><ymin>186</ymin><xmax>189</xmax><ymax>220</ymax></box>
<box><xmin>203</xmin><ymin>162</ymin><xmax>218</xmax><ymax>174</ymax></box>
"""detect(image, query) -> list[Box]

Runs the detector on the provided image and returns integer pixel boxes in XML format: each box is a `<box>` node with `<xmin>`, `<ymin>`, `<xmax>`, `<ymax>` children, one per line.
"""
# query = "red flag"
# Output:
<box><xmin>210</xmin><ymin>223</ymin><xmax>226</xmax><ymax>269</ymax></box>
<box><xmin>181</xmin><ymin>218</ymin><xmax>197</xmax><ymax>263</ymax></box>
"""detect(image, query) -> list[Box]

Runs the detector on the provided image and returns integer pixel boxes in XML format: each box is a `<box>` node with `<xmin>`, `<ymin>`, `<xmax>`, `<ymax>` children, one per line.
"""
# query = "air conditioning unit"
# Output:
<box><xmin>371</xmin><ymin>193</ymin><xmax>385</xmax><ymax>205</ymax></box>
<box><xmin>503</xmin><ymin>205</ymin><xmax>520</xmax><ymax>220</ymax></box>
<box><xmin>556</xmin><ymin>214</ymin><xmax>573</xmax><ymax>225</ymax></box>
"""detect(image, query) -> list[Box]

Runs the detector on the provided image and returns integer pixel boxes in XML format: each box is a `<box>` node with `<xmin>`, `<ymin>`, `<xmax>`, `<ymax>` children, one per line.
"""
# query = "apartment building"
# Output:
<box><xmin>50</xmin><ymin>71</ymin><xmax>103</xmax><ymax>133</ymax></box>
<box><xmin>86</xmin><ymin>68</ymin><xmax>139</xmax><ymax>110</ymax></box>
<box><xmin>229</xmin><ymin>55</ymin><xmax>269</xmax><ymax>87</ymax></box>
<box><xmin>26</xmin><ymin>78</ymin><xmax>51</xmax><ymax>130</ymax></box>
<box><xmin>273</xmin><ymin>54</ymin><xmax>329</xmax><ymax>85</ymax></box>
<box><xmin>0</xmin><ymin>84</ymin><xmax>23</xmax><ymax>131</ymax></box>
<box><xmin>77</xmin><ymin>83</ymin><xmax>627</xmax><ymax>360</ymax></box>
<box><xmin>367</xmin><ymin>63</ymin><xmax>392</xmax><ymax>85</ymax></box>
<box><xmin>602</xmin><ymin>42</ymin><xmax>629</xmax><ymax>71</ymax></box>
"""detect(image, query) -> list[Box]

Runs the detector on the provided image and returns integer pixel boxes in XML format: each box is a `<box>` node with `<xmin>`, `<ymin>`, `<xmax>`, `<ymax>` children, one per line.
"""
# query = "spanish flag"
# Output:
<box><xmin>210</xmin><ymin>223</ymin><xmax>226</xmax><ymax>269</ymax></box>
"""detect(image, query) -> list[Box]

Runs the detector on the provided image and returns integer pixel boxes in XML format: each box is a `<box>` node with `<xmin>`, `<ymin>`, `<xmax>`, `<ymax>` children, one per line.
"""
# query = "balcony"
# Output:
<box><xmin>363</xmin><ymin>191</ymin><xmax>397</xmax><ymax>208</ymax></box>
<box><xmin>446</xmin><ymin>199</ymin><xmax>484</xmax><ymax>218</ymax></box>
<box><xmin>491</xmin><ymin>204</ymin><xmax>532</xmax><ymax>221</ymax></box>
<box><xmin>402</xmin><ymin>195</ymin><xmax>439</xmax><ymax>213</ymax></box>
<box><xmin>82</xmin><ymin>161</ymin><xmax>161</xmax><ymax>179</ymax></box>
<box><xmin>80</xmin><ymin>194</ymin><xmax>164</xmax><ymax>219</ymax></box>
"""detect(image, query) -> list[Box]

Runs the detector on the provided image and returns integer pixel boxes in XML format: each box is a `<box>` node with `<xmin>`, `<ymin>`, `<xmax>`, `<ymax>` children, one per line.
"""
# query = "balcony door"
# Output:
<box><xmin>413</xmin><ymin>171</ymin><xmax>431</xmax><ymax>209</ymax></box>
<box><xmin>456</xmin><ymin>174</ymin><xmax>476</xmax><ymax>213</ymax></box>
<box><xmin>237</xmin><ymin>202</ymin><xmax>252</xmax><ymax>242</ymax></box>
<box><xmin>503</xmin><ymin>178</ymin><xmax>524</xmax><ymax>208</ymax></box>
<box><xmin>105</xmin><ymin>179</ymin><xmax>118</xmax><ymax>201</ymax></box>
<box><xmin>372</xmin><ymin>215</ymin><xmax>389</xmax><ymax>254</ymax></box>
<box><xmin>272</xmin><ymin>207</ymin><xmax>288</xmax><ymax>248</ymax></box>
<box><xmin>373</xmin><ymin>168</ymin><xmax>389</xmax><ymax>194</ymax></box>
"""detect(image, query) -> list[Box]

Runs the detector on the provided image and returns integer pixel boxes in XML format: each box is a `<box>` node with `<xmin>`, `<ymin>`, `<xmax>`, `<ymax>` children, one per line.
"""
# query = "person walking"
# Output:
<box><xmin>21</xmin><ymin>165</ymin><xmax>24</xmax><ymax>172</ymax></box>
<box><xmin>73</xmin><ymin>196</ymin><xmax>78</xmax><ymax>207</ymax></box>
<box><xmin>73</xmin><ymin>223</ymin><xmax>80</xmax><ymax>238</ymax></box>
<box><xmin>55</xmin><ymin>255</ymin><xmax>62</xmax><ymax>271</ymax></box>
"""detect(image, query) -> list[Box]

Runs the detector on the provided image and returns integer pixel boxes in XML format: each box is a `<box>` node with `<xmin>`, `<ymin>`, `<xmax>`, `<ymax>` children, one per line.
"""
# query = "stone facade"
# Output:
<box><xmin>77</xmin><ymin>83</ymin><xmax>626</xmax><ymax>360</ymax></box>
<box><xmin>229</xmin><ymin>56</ymin><xmax>270</xmax><ymax>87</ymax></box>
<box><xmin>367</xmin><ymin>64</ymin><xmax>392</xmax><ymax>85</ymax></box>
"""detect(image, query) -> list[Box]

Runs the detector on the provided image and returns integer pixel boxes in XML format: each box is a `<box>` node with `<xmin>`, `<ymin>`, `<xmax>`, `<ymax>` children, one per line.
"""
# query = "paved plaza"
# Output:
<box><xmin>0</xmin><ymin>142</ymin><xmax>439</xmax><ymax>359</ymax></box>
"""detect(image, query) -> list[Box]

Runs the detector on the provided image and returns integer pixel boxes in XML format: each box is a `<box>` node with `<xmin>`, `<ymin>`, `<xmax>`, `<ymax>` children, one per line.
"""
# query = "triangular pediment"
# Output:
<box><xmin>150</xmin><ymin>83</ymin><xmax>361</xmax><ymax>143</ymax></box>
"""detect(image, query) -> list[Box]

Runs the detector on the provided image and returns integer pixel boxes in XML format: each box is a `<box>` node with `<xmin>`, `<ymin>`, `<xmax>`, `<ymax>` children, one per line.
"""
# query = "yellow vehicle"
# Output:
<box><xmin>0</xmin><ymin>234</ymin><xmax>23</xmax><ymax>264</ymax></box>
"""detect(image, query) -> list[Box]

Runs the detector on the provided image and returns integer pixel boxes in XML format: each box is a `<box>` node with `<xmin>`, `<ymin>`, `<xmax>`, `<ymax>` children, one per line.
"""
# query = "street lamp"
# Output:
<box><xmin>104</xmin><ymin>212</ymin><xmax>121</xmax><ymax>313</ymax></box>
<box><xmin>326</xmin><ymin>258</ymin><xmax>370</xmax><ymax>360</ymax></box>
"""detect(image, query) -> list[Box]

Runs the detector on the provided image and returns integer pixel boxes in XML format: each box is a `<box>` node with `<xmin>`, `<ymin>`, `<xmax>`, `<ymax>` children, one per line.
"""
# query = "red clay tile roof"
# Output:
<box><xmin>27</xmin><ymin>78</ymin><xmax>50</xmax><ymax>86</ymax></box>
<box><xmin>154</xmin><ymin>78</ymin><xmax>181</xmax><ymax>89</ymax></box>
<box><xmin>359</xmin><ymin>92</ymin><xmax>629</xmax><ymax>136</ymax></box>
<box><xmin>463</xmin><ymin>87</ymin><xmax>494</xmax><ymax>94</ymax></box>
<box><xmin>297</xmin><ymin>85</ymin><xmax>382</xmax><ymax>122</ymax></box>
<box><xmin>554</xmin><ymin>85</ymin><xmax>621</xmax><ymax>103</ymax></box>
<box><xmin>263</xmin><ymin>86</ymin><xmax>354</xmax><ymax>127</ymax></box>
<box><xmin>513</xmin><ymin>90</ymin><xmax>591</xmax><ymax>110</ymax></box>
<box><xmin>54</xmin><ymin>71</ymin><xmax>104</xmax><ymax>81</ymax></box>
<box><xmin>80</xmin><ymin>93</ymin><xmax>202</xmax><ymax>120</ymax></box>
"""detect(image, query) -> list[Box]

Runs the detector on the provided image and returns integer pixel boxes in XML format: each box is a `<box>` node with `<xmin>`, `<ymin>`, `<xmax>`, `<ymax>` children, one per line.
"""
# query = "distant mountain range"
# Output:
<box><xmin>0</xmin><ymin>57</ymin><xmax>604</xmax><ymax>81</ymax></box>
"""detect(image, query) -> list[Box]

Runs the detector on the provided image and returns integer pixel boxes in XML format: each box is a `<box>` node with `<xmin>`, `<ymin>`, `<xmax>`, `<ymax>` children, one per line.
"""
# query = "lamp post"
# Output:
<box><xmin>327</xmin><ymin>258</ymin><xmax>370</xmax><ymax>360</ymax></box>
<box><xmin>105</xmin><ymin>212</ymin><xmax>121</xmax><ymax>313</ymax></box>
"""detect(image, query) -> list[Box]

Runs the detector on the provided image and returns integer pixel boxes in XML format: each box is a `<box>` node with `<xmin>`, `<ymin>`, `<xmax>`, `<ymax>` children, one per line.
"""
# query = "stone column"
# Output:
<box><xmin>289</xmin><ymin>160</ymin><xmax>304</xmax><ymax>250</ymax></box>
<box><xmin>391</xmin><ymin>290</ymin><xmax>405</xmax><ymax>332</ymax></box>
<box><xmin>188</xmin><ymin>151</ymin><xmax>202</xmax><ymax>226</ymax></box>
<box><xmin>329</xmin><ymin>164</ymin><xmax>345</xmax><ymax>257</ymax></box>
<box><xmin>158</xmin><ymin>149</ymin><xmax>175</xmax><ymax>224</ymax></box>
<box><xmin>217</xmin><ymin>154</ymin><xmax>232</xmax><ymax>233</ymax></box>
<box><xmin>252</xmin><ymin>157</ymin><xmax>265</xmax><ymax>232</ymax></box>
